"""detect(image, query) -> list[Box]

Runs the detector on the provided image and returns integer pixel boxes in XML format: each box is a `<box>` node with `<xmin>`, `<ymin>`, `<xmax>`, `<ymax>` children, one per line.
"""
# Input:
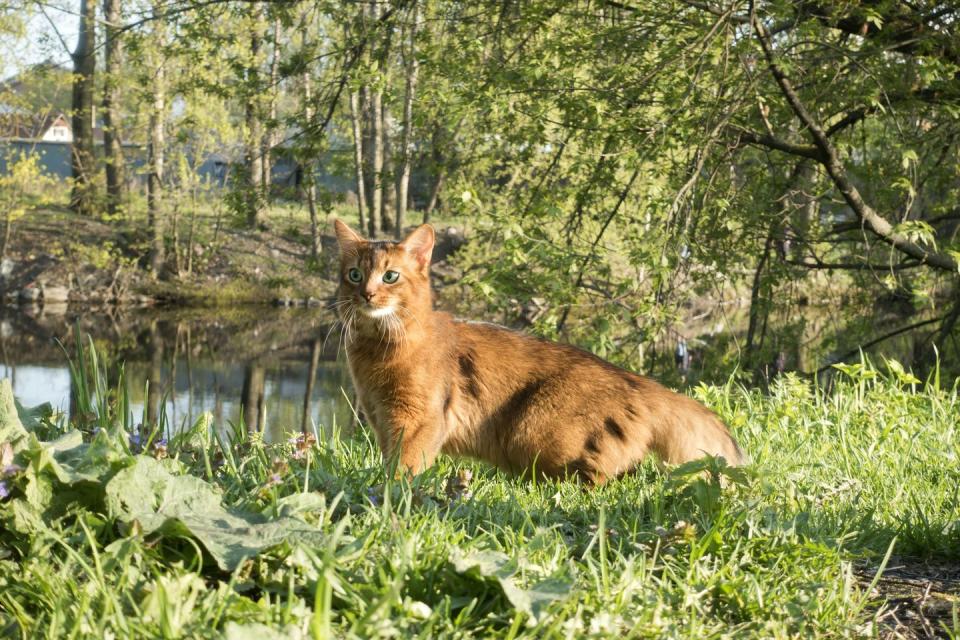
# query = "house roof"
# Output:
<box><xmin>0</xmin><ymin>111</ymin><xmax>70</xmax><ymax>140</ymax></box>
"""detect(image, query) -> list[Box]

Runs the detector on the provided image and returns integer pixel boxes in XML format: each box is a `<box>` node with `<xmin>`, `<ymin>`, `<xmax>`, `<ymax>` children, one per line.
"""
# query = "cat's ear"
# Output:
<box><xmin>400</xmin><ymin>224</ymin><xmax>435</xmax><ymax>270</ymax></box>
<box><xmin>333</xmin><ymin>219</ymin><xmax>364</xmax><ymax>254</ymax></box>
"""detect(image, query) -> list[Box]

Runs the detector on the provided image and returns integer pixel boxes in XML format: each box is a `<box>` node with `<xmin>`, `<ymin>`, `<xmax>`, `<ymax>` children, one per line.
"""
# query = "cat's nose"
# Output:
<box><xmin>362</xmin><ymin>291</ymin><xmax>374</xmax><ymax>302</ymax></box>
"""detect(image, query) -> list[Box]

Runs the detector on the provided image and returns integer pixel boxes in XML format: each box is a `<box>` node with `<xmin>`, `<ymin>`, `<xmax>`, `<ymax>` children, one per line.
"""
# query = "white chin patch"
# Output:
<box><xmin>365</xmin><ymin>306</ymin><xmax>395</xmax><ymax>319</ymax></box>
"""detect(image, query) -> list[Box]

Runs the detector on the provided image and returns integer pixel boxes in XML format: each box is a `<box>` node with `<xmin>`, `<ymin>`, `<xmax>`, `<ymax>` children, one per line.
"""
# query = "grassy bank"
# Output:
<box><xmin>0</xmin><ymin>344</ymin><xmax>958</xmax><ymax>639</ymax></box>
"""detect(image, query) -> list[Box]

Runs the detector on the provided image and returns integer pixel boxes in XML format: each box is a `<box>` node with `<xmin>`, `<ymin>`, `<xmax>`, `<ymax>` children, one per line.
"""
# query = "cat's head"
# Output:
<box><xmin>333</xmin><ymin>220</ymin><xmax>435</xmax><ymax>325</ymax></box>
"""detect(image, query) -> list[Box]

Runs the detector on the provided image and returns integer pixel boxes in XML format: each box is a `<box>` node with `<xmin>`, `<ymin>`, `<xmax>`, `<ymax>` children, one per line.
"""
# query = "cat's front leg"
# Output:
<box><xmin>382</xmin><ymin>408</ymin><xmax>444</xmax><ymax>476</ymax></box>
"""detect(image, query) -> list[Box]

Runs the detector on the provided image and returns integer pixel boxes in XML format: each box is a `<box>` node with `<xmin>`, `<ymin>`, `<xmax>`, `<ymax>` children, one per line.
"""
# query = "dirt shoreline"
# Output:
<box><xmin>2</xmin><ymin>206</ymin><xmax>467</xmax><ymax>310</ymax></box>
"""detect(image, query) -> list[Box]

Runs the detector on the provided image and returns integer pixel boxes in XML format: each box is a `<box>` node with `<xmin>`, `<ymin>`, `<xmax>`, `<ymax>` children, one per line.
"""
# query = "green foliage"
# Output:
<box><xmin>1</xmin><ymin>340</ymin><xmax>958</xmax><ymax>638</ymax></box>
<box><xmin>106</xmin><ymin>455</ymin><xmax>327</xmax><ymax>571</ymax></box>
<box><xmin>5</xmin><ymin>0</ymin><xmax>959</xmax><ymax>378</ymax></box>
<box><xmin>0</xmin><ymin>150</ymin><xmax>56</xmax><ymax>221</ymax></box>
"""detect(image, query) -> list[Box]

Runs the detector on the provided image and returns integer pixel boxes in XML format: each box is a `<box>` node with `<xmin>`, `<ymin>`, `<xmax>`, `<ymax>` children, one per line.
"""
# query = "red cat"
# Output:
<box><xmin>334</xmin><ymin>220</ymin><xmax>743</xmax><ymax>483</ymax></box>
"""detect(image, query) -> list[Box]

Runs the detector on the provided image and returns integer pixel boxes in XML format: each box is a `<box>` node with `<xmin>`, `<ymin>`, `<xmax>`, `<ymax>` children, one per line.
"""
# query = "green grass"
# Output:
<box><xmin>0</xmin><ymin>341</ymin><xmax>958</xmax><ymax>639</ymax></box>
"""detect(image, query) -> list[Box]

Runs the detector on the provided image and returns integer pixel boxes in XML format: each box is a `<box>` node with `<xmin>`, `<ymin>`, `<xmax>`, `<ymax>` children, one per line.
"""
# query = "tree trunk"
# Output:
<box><xmin>262</xmin><ymin>17</ymin><xmax>281</xmax><ymax>202</ymax></box>
<box><xmin>146</xmin><ymin>321</ymin><xmax>164</xmax><ymax>428</ymax></box>
<box><xmin>70</xmin><ymin>0</ymin><xmax>97</xmax><ymax>216</ymax></box>
<box><xmin>1</xmin><ymin>204</ymin><xmax>13</xmax><ymax>266</ymax></box>
<box><xmin>395</xmin><ymin>2</ymin><xmax>420</xmax><ymax>238</ymax></box>
<box><xmin>423</xmin><ymin>172</ymin><xmax>443</xmax><ymax>223</ymax></box>
<box><xmin>745</xmin><ymin>232</ymin><xmax>773</xmax><ymax>372</ymax></box>
<box><xmin>362</xmin><ymin>0</ymin><xmax>386</xmax><ymax>237</ymax></box>
<box><xmin>241</xmin><ymin>362</ymin><xmax>266</xmax><ymax>433</ymax></box>
<box><xmin>186</xmin><ymin>198</ymin><xmax>196</xmax><ymax>274</ymax></box>
<box><xmin>301</xmin><ymin>338</ymin><xmax>321</xmax><ymax>434</ymax></box>
<box><xmin>365</xmin><ymin>86</ymin><xmax>383</xmax><ymax>237</ymax></box>
<box><xmin>171</xmin><ymin>199</ymin><xmax>181</xmax><ymax>275</ymax></box>
<box><xmin>147</xmin><ymin>23</ymin><xmax>166</xmax><ymax>278</ymax></box>
<box><xmin>423</xmin><ymin>122</ymin><xmax>447</xmax><ymax>223</ymax></box>
<box><xmin>380</xmin><ymin>100</ymin><xmax>394</xmax><ymax>234</ymax></box>
<box><xmin>349</xmin><ymin>90</ymin><xmax>368</xmax><ymax>232</ymax></box>
<box><xmin>244</xmin><ymin>6</ymin><xmax>265</xmax><ymax>229</ymax></box>
<box><xmin>102</xmin><ymin>0</ymin><xmax>125</xmax><ymax>217</ymax></box>
<box><xmin>304</xmin><ymin>178</ymin><xmax>320</xmax><ymax>260</ymax></box>
<box><xmin>301</xmin><ymin>24</ymin><xmax>320</xmax><ymax>262</ymax></box>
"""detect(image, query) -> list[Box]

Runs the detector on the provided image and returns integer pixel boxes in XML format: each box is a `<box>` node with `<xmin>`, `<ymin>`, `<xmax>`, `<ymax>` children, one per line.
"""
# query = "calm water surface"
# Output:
<box><xmin>0</xmin><ymin>305</ymin><xmax>355</xmax><ymax>443</ymax></box>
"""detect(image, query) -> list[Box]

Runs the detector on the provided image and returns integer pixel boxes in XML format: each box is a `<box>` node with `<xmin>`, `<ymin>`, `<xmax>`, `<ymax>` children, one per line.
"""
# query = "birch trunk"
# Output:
<box><xmin>395</xmin><ymin>2</ymin><xmax>420</xmax><ymax>238</ymax></box>
<box><xmin>70</xmin><ymin>0</ymin><xmax>97</xmax><ymax>216</ymax></box>
<box><xmin>349</xmin><ymin>90</ymin><xmax>368</xmax><ymax>232</ymax></box>
<box><xmin>301</xmin><ymin>24</ymin><xmax>320</xmax><ymax>261</ymax></box>
<box><xmin>102</xmin><ymin>0</ymin><xmax>125</xmax><ymax>217</ymax></box>
<box><xmin>147</xmin><ymin>15</ymin><xmax>166</xmax><ymax>278</ymax></box>
<box><xmin>365</xmin><ymin>86</ymin><xmax>383</xmax><ymax>237</ymax></box>
<box><xmin>380</xmin><ymin>99</ymin><xmax>393</xmax><ymax>234</ymax></box>
<box><xmin>244</xmin><ymin>6</ymin><xmax>265</xmax><ymax>228</ymax></box>
<box><xmin>262</xmin><ymin>17</ymin><xmax>281</xmax><ymax>201</ymax></box>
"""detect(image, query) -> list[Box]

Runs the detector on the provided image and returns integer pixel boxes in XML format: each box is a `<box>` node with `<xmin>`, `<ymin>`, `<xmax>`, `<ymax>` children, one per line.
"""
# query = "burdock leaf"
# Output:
<box><xmin>105</xmin><ymin>456</ymin><xmax>325</xmax><ymax>570</ymax></box>
<box><xmin>448</xmin><ymin>548</ymin><xmax>568</xmax><ymax>623</ymax></box>
<box><xmin>0</xmin><ymin>380</ymin><xmax>28</xmax><ymax>450</ymax></box>
<box><xmin>224</xmin><ymin>622</ymin><xmax>304</xmax><ymax>640</ymax></box>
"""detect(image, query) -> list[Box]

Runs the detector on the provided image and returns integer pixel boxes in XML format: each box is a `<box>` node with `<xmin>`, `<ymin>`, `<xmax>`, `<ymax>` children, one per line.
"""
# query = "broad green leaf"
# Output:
<box><xmin>106</xmin><ymin>456</ymin><xmax>326</xmax><ymax>570</ymax></box>
<box><xmin>448</xmin><ymin>548</ymin><xmax>568</xmax><ymax>624</ymax></box>
<box><xmin>141</xmin><ymin>573</ymin><xmax>208</xmax><ymax>636</ymax></box>
<box><xmin>15</xmin><ymin>399</ymin><xmax>53</xmax><ymax>433</ymax></box>
<box><xmin>0</xmin><ymin>379</ymin><xmax>28</xmax><ymax>450</ymax></box>
<box><xmin>224</xmin><ymin>622</ymin><xmax>305</xmax><ymax>640</ymax></box>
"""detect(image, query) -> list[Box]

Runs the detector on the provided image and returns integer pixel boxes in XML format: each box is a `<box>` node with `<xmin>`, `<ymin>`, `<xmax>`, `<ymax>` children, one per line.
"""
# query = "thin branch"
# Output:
<box><xmin>750</xmin><ymin>4</ymin><xmax>959</xmax><ymax>274</ymax></box>
<box><xmin>727</xmin><ymin>125</ymin><xmax>823</xmax><ymax>160</ymax></box>
<box><xmin>35</xmin><ymin>3</ymin><xmax>74</xmax><ymax>55</ymax></box>
<box><xmin>784</xmin><ymin>258</ymin><xmax>921</xmax><ymax>271</ymax></box>
<box><xmin>824</xmin><ymin>106</ymin><xmax>873</xmax><ymax>137</ymax></box>
<box><xmin>815</xmin><ymin>315</ymin><xmax>945</xmax><ymax>375</ymax></box>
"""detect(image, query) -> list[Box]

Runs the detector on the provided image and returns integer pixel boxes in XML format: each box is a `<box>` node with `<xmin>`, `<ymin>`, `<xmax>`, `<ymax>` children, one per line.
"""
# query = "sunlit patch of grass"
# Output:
<box><xmin>0</xmin><ymin>341</ymin><xmax>958</xmax><ymax>638</ymax></box>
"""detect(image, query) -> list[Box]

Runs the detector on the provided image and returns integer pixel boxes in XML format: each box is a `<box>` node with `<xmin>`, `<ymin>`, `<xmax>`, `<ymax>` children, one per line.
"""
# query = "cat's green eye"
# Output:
<box><xmin>382</xmin><ymin>270</ymin><xmax>400</xmax><ymax>284</ymax></box>
<box><xmin>347</xmin><ymin>267</ymin><xmax>363</xmax><ymax>283</ymax></box>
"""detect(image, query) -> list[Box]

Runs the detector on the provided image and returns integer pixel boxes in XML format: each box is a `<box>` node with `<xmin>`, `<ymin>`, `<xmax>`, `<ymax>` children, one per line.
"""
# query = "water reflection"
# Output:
<box><xmin>0</xmin><ymin>305</ymin><xmax>354</xmax><ymax>443</ymax></box>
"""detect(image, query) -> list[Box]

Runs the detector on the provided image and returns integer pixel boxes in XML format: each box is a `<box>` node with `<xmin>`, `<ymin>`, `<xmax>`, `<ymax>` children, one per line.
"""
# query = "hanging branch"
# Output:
<box><xmin>748</xmin><ymin>4</ymin><xmax>959</xmax><ymax>274</ymax></box>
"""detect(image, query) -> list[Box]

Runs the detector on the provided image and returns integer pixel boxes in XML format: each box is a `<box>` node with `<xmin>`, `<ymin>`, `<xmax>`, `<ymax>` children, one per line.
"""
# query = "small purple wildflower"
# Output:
<box><xmin>265</xmin><ymin>473</ymin><xmax>282</xmax><ymax>488</ymax></box>
<box><xmin>0</xmin><ymin>480</ymin><xmax>10</xmax><ymax>499</ymax></box>
<box><xmin>288</xmin><ymin>433</ymin><xmax>317</xmax><ymax>462</ymax></box>
<box><xmin>259</xmin><ymin>458</ymin><xmax>289</xmax><ymax>494</ymax></box>
<box><xmin>128</xmin><ymin>432</ymin><xmax>143</xmax><ymax>453</ymax></box>
<box><xmin>366</xmin><ymin>487</ymin><xmax>381</xmax><ymax>507</ymax></box>
<box><xmin>2</xmin><ymin>464</ymin><xmax>23</xmax><ymax>477</ymax></box>
<box><xmin>151</xmin><ymin>438</ymin><xmax>169</xmax><ymax>460</ymax></box>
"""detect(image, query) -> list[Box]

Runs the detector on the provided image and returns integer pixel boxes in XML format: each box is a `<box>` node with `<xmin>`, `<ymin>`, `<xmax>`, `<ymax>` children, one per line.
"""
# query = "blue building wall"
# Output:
<box><xmin>0</xmin><ymin>140</ymin><xmax>73</xmax><ymax>178</ymax></box>
<box><xmin>0</xmin><ymin>139</ymin><xmax>147</xmax><ymax>181</ymax></box>
<box><xmin>1</xmin><ymin>142</ymin><xmax>427</xmax><ymax>202</ymax></box>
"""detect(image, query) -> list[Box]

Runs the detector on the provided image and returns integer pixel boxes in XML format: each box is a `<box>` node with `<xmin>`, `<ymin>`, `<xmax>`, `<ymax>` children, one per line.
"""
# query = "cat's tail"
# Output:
<box><xmin>653</xmin><ymin>399</ymin><xmax>746</xmax><ymax>467</ymax></box>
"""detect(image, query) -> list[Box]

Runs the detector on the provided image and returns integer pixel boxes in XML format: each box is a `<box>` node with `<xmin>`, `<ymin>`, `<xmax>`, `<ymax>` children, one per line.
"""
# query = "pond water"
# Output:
<box><xmin>1</xmin><ymin>298</ymin><xmax>941</xmax><ymax>447</ymax></box>
<box><xmin>0</xmin><ymin>304</ymin><xmax>356</xmax><ymax>443</ymax></box>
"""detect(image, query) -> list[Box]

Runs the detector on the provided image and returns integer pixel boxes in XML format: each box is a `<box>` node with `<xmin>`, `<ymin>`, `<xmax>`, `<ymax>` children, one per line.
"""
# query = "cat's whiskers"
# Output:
<box><xmin>322</xmin><ymin>317</ymin><xmax>342</xmax><ymax>353</ymax></box>
<box><xmin>374</xmin><ymin>311</ymin><xmax>390</xmax><ymax>351</ymax></box>
<box><xmin>338</xmin><ymin>305</ymin><xmax>358</xmax><ymax>356</ymax></box>
<box><xmin>389</xmin><ymin>313</ymin><xmax>406</xmax><ymax>351</ymax></box>
<box><xmin>325</xmin><ymin>298</ymin><xmax>350</xmax><ymax>312</ymax></box>
<box><xmin>321</xmin><ymin>299</ymin><xmax>352</xmax><ymax>353</ymax></box>
<box><xmin>383</xmin><ymin>314</ymin><xmax>396</xmax><ymax>348</ymax></box>
<box><xmin>325</xmin><ymin>298</ymin><xmax>362</xmax><ymax>358</ymax></box>
<box><xmin>390</xmin><ymin>305</ymin><xmax>418</xmax><ymax>350</ymax></box>
<box><xmin>394</xmin><ymin>303</ymin><xmax>423</xmax><ymax>335</ymax></box>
